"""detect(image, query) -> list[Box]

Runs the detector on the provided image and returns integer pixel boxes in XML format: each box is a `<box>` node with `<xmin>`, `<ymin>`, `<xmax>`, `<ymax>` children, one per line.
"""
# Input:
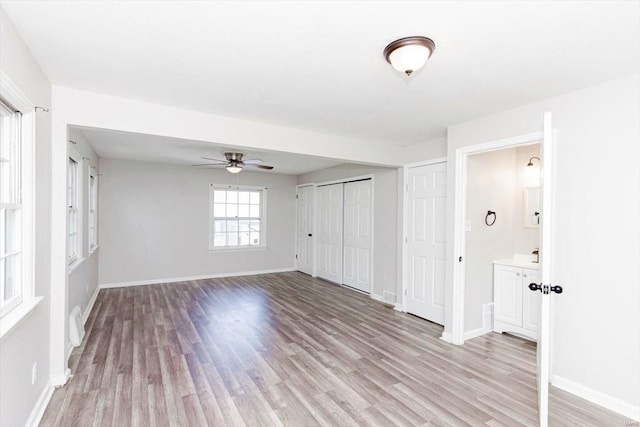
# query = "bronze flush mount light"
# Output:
<box><xmin>383</xmin><ymin>36</ymin><xmax>436</xmax><ymax>76</ymax></box>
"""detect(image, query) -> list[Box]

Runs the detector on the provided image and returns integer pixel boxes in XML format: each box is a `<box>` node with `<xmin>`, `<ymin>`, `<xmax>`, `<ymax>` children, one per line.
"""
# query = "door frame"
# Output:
<box><xmin>315</xmin><ymin>174</ymin><xmax>375</xmax><ymax>297</ymax></box>
<box><xmin>400</xmin><ymin>158</ymin><xmax>447</xmax><ymax>313</ymax></box>
<box><xmin>295</xmin><ymin>183</ymin><xmax>316</xmax><ymax>276</ymax></box>
<box><xmin>450</xmin><ymin>131</ymin><xmax>546</xmax><ymax>345</ymax></box>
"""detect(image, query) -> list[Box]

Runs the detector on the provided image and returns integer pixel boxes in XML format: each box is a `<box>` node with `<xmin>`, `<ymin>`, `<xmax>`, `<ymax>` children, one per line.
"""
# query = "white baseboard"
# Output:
<box><xmin>371</xmin><ymin>293</ymin><xmax>396</xmax><ymax>306</ymax></box>
<box><xmin>25</xmin><ymin>380</ymin><xmax>54</xmax><ymax>427</ymax></box>
<box><xmin>440</xmin><ymin>332</ymin><xmax>454</xmax><ymax>343</ymax></box>
<box><xmin>551</xmin><ymin>374</ymin><xmax>640</xmax><ymax>421</ymax></box>
<box><xmin>81</xmin><ymin>285</ymin><xmax>100</xmax><ymax>326</ymax></box>
<box><xmin>50</xmin><ymin>368</ymin><xmax>71</xmax><ymax>387</ymax></box>
<box><xmin>463</xmin><ymin>326</ymin><xmax>492</xmax><ymax>341</ymax></box>
<box><xmin>393</xmin><ymin>303</ymin><xmax>403</xmax><ymax>312</ymax></box>
<box><xmin>99</xmin><ymin>267</ymin><xmax>296</xmax><ymax>289</ymax></box>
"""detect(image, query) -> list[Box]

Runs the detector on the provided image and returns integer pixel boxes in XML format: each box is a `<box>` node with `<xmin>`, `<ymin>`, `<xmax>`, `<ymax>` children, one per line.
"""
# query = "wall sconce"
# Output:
<box><xmin>524</xmin><ymin>156</ymin><xmax>541</xmax><ymax>187</ymax></box>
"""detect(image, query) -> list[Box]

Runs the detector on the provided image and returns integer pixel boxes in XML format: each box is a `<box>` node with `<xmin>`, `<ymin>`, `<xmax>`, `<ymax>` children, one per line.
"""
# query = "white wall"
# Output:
<box><xmin>464</xmin><ymin>149</ymin><xmax>517</xmax><ymax>332</ymax></box>
<box><xmin>402</xmin><ymin>136</ymin><xmax>448</xmax><ymax>164</ymax></box>
<box><xmin>297</xmin><ymin>164</ymin><xmax>398</xmax><ymax>301</ymax></box>
<box><xmin>98</xmin><ymin>159</ymin><xmax>297</xmax><ymax>285</ymax></box>
<box><xmin>445</xmin><ymin>74</ymin><xmax>640</xmax><ymax>417</ymax></box>
<box><xmin>513</xmin><ymin>144</ymin><xmax>541</xmax><ymax>254</ymax></box>
<box><xmin>66</xmin><ymin>129</ymin><xmax>99</xmax><ymax>342</ymax></box>
<box><xmin>0</xmin><ymin>6</ymin><xmax>53</xmax><ymax>426</ymax></box>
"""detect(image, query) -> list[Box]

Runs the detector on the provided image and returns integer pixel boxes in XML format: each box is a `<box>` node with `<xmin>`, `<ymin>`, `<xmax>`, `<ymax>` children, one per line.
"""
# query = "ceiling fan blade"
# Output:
<box><xmin>191</xmin><ymin>163</ymin><xmax>226</xmax><ymax>167</ymax></box>
<box><xmin>246</xmin><ymin>164</ymin><xmax>274</xmax><ymax>170</ymax></box>
<box><xmin>201</xmin><ymin>157</ymin><xmax>227</xmax><ymax>163</ymax></box>
<box><xmin>242</xmin><ymin>159</ymin><xmax>264</xmax><ymax>164</ymax></box>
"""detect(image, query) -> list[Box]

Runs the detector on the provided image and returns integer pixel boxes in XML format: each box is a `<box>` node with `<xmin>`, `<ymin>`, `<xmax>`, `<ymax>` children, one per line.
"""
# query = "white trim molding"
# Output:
<box><xmin>24</xmin><ymin>380</ymin><xmax>54</xmax><ymax>427</ymax></box>
<box><xmin>50</xmin><ymin>368</ymin><xmax>72</xmax><ymax>387</ymax></box>
<box><xmin>551</xmin><ymin>375</ymin><xmax>640</xmax><ymax>421</ymax></box>
<box><xmin>82</xmin><ymin>285</ymin><xmax>101</xmax><ymax>326</ymax></box>
<box><xmin>99</xmin><ymin>268</ymin><xmax>296</xmax><ymax>289</ymax></box>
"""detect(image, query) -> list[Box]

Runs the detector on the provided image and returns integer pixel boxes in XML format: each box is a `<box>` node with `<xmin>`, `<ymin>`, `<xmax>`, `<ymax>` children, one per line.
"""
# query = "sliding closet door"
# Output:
<box><xmin>342</xmin><ymin>180</ymin><xmax>372</xmax><ymax>293</ymax></box>
<box><xmin>316</xmin><ymin>184</ymin><xmax>343</xmax><ymax>284</ymax></box>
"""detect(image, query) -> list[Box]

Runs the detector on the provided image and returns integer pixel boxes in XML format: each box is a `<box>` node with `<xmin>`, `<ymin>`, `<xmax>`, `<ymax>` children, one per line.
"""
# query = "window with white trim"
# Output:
<box><xmin>0</xmin><ymin>99</ymin><xmax>23</xmax><ymax>316</ymax></box>
<box><xmin>209</xmin><ymin>185</ymin><xmax>266</xmax><ymax>249</ymax></box>
<box><xmin>88</xmin><ymin>168</ymin><xmax>98</xmax><ymax>252</ymax></box>
<box><xmin>67</xmin><ymin>152</ymin><xmax>80</xmax><ymax>264</ymax></box>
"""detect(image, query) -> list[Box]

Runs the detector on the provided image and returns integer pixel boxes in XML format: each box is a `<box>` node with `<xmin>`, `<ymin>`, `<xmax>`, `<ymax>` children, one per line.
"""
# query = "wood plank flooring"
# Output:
<box><xmin>41</xmin><ymin>272</ymin><xmax>630</xmax><ymax>426</ymax></box>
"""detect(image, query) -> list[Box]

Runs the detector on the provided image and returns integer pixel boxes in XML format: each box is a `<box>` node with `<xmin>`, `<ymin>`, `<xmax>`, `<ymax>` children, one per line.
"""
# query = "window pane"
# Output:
<box><xmin>226</xmin><ymin>191</ymin><xmax>238</xmax><ymax>204</ymax></box>
<box><xmin>214</xmin><ymin>190</ymin><xmax>226</xmax><ymax>203</ymax></box>
<box><xmin>227</xmin><ymin>232</ymin><xmax>238</xmax><ymax>246</ymax></box>
<box><xmin>239</xmin><ymin>220</ymin><xmax>250</xmax><ymax>232</ymax></box>
<box><xmin>250</xmin><ymin>192</ymin><xmax>260</xmax><ymax>204</ymax></box>
<box><xmin>249</xmin><ymin>232</ymin><xmax>260</xmax><ymax>246</ymax></box>
<box><xmin>213</xmin><ymin>233</ymin><xmax>226</xmax><ymax>247</ymax></box>
<box><xmin>227</xmin><ymin>204</ymin><xmax>238</xmax><ymax>218</ymax></box>
<box><xmin>250</xmin><ymin>220</ymin><xmax>260</xmax><ymax>232</ymax></box>
<box><xmin>239</xmin><ymin>232</ymin><xmax>250</xmax><ymax>246</ymax></box>
<box><xmin>238</xmin><ymin>204</ymin><xmax>249</xmax><ymax>217</ymax></box>
<box><xmin>227</xmin><ymin>220</ymin><xmax>238</xmax><ymax>232</ymax></box>
<box><xmin>249</xmin><ymin>205</ymin><xmax>260</xmax><ymax>218</ymax></box>
<box><xmin>214</xmin><ymin>220</ymin><xmax>226</xmax><ymax>232</ymax></box>
<box><xmin>238</xmin><ymin>191</ymin><xmax>250</xmax><ymax>204</ymax></box>
<box><xmin>0</xmin><ymin>209</ymin><xmax>21</xmax><ymax>253</ymax></box>
<box><xmin>4</xmin><ymin>254</ymin><xmax>19</xmax><ymax>300</ymax></box>
<box><xmin>213</xmin><ymin>203</ymin><xmax>226</xmax><ymax>217</ymax></box>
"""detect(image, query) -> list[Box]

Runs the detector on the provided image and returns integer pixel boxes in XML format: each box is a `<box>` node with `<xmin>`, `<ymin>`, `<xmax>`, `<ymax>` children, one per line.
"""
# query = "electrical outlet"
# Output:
<box><xmin>31</xmin><ymin>363</ymin><xmax>37</xmax><ymax>385</ymax></box>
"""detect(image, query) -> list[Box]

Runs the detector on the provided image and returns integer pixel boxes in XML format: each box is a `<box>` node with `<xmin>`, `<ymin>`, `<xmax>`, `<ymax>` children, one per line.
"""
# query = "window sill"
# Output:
<box><xmin>0</xmin><ymin>296</ymin><xmax>44</xmax><ymax>340</ymax></box>
<box><xmin>88</xmin><ymin>245</ymin><xmax>99</xmax><ymax>256</ymax></box>
<box><xmin>208</xmin><ymin>246</ymin><xmax>267</xmax><ymax>254</ymax></box>
<box><xmin>68</xmin><ymin>257</ymin><xmax>85</xmax><ymax>273</ymax></box>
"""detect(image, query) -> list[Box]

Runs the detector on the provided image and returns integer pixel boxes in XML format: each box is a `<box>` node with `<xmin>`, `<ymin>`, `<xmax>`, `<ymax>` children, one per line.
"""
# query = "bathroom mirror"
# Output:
<box><xmin>524</xmin><ymin>187</ymin><xmax>540</xmax><ymax>228</ymax></box>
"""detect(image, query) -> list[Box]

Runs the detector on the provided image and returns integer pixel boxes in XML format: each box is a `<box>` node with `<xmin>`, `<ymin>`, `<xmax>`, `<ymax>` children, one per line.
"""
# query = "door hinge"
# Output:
<box><xmin>296</xmin><ymin>194</ymin><xmax>299</xmax><ymax>199</ymax></box>
<box><xmin>295</xmin><ymin>254</ymin><xmax>298</xmax><ymax>259</ymax></box>
<box><xmin>404</xmin><ymin>236</ymin><xmax>408</xmax><ymax>244</ymax></box>
<box><xmin>405</xmin><ymin>184</ymin><xmax>409</xmax><ymax>191</ymax></box>
<box><xmin>404</xmin><ymin>288</ymin><xmax>407</xmax><ymax>296</ymax></box>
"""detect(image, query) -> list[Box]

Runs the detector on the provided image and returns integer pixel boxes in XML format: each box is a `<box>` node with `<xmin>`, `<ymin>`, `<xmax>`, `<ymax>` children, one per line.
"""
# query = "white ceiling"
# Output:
<box><xmin>4</xmin><ymin>1</ymin><xmax>640</xmax><ymax>146</ymax></box>
<box><xmin>75</xmin><ymin>126</ymin><xmax>344</xmax><ymax>175</ymax></box>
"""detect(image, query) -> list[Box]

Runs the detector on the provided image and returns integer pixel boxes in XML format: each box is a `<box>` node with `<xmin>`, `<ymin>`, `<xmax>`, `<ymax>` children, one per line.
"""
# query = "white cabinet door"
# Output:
<box><xmin>316</xmin><ymin>184</ymin><xmax>343</xmax><ymax>284</ymax></box>
<box><xmin>522</xmin><ymin>268</ymin><xmax>541</xmax><ymax>332</ymax></box>
<box><xmin>493</xmin><ymin>265</ymin><xmax>523</xmax><ymax>326</ymax></box>
<box><xmin>406</xmin><ymin>162</ymin><xmax>447</xmax><ymax>324</ymax></box>
<box><xmin>296</xmin><ymin>185</ymin><xmax>314</xmax><ymax>275</ymax></box>
<box><xmin>342</xmin><ymin>180</ymin><xmax>372</xmax><ymax>293</ymax></box>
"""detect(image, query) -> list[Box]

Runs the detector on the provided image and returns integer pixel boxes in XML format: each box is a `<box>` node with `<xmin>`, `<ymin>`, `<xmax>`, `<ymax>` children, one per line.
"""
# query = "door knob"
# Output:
<box><xmin>308</xmin><ymin>234</ymin><xmax>312</xmax><ymax>237</ymax></box>
<box><xmin>550</xmin><ymin>285</ymin><xmax>563</xmax><ymax>294</ymax></box>
<box><xmin>529</xmin><ymin>283</ymin><xmax>542</xmax><ymax>292</ymax></box>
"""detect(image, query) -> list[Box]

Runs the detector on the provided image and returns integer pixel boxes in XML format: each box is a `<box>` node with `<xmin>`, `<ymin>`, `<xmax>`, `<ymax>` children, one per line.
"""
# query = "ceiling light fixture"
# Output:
<box><xmin>226</xmin><ymin>162</ymin><xmax>243</xmax><ymax>174</ymax></box>
<box><xmin>384</xmin><ymin>36</ymin><xmax>436</xmax><ymax>76</ymax></box>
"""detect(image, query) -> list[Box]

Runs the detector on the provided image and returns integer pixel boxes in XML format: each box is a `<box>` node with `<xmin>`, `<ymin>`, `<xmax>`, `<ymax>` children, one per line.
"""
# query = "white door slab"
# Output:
<box><xmin>342</xmin><ymin>180</ymin><xmax>372</xmax><ymax>293</ymax></box>
<box><xmin>316</xmin><ymin>183</ymin><xmax>343</xmax><ymax>284</ymax></box>
<box><xmin>406</xmin><ymin>162</ymin><xmax>447</xmax><ymax>324</ymax></box>
<box><xmin>296</xmin><ymin>185</ymin><xmax>314</xmax><ymax>275</ymax></box>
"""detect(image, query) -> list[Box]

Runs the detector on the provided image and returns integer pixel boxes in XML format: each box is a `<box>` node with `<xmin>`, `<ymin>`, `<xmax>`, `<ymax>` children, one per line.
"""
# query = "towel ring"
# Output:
<box><xmin>485</xmin><ymin>210</ymin><xmax>496</xmax><ymax>226</ymax></box>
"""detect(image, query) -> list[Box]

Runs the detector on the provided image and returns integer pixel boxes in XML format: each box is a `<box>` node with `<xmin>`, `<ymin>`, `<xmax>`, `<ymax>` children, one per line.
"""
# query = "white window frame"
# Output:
<box><xmin>67</xmin><ymin>147</ymin><xmax>82</xmax><ymax>266</ymax></box>
<box><xmin>209</xmin><ymin>184</ymin><xmax>267</xmax><ymax>251</ymax></box>
<box><xmin>88</xmin><ymin>167</ymin><xmax>98</xmax><ymax>253</ymax></box>
<box><xmin>0</xmin><ymin>71</ymin><xmax>39</xmax><ymax>333</ymax></box>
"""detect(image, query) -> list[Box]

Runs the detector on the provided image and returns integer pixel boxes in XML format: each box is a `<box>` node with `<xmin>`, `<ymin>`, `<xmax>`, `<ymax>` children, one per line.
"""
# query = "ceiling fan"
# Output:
<box><xmin>192</xmin><ymin>152</ymin><xmax>274</xmax><ymax>174</ymax></box>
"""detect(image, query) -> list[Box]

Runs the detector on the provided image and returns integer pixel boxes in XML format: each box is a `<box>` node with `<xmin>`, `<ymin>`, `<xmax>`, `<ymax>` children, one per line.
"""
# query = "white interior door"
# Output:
<box><xmin>316</xmin><ymin>184</ymin><xmax>343</xmax><ymax>284</ymax></box>
<box><xmin>342</xmin><ymin>180</ymin><xmax>372</xmax><ymax>293</ymax></box>
<box><xmin>534</xmin><ymin>111</ymin><xmax>555</xmax><ymax>427</ymax></box>
<box><xmin>296</xmin><ymin>185</ymin><xmax>314</xmax><ymax>275</ymax></box>
<box><xmin>406</xmin><ymin>162</ymin><xmax>447</xmax><ymax>324</ymax></box>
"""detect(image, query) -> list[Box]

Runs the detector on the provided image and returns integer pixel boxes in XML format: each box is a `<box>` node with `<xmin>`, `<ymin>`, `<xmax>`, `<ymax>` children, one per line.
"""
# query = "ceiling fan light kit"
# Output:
<box><xmin>384</xmin><ymin>36</ymin><xmax>436</xmax><ymax>76</ymax></box>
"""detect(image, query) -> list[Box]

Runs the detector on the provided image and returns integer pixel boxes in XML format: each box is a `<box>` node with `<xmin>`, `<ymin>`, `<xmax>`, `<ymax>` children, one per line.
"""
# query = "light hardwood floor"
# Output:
<box><xmin>41</xmin><ymin>272</ymin><xmax>630</xmax><ymax>426</ymax></box>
